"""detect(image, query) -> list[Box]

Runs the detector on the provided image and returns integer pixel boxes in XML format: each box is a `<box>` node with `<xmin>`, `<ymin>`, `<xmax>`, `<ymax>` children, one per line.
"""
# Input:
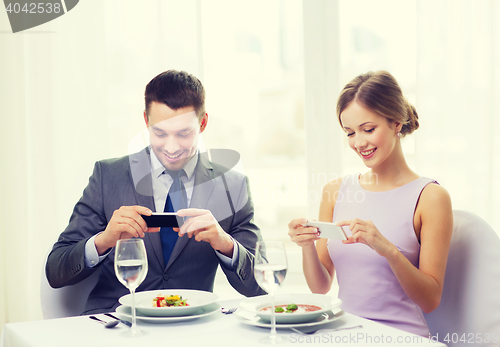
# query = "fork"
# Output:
<box><xmin>221</xmin><ymin>307</ymin><xmax>238</xmax><ymax>314</ymax></box>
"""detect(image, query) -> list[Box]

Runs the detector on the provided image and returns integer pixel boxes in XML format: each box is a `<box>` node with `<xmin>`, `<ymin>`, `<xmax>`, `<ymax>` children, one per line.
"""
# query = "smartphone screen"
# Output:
<box><xmin>142</xmin><ymin>213</ymin><xmax>179</xmax><ymax>228</ymax></box>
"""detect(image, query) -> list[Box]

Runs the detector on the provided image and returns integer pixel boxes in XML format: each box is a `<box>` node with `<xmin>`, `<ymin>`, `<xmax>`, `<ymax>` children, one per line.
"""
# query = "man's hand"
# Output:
<box><xmin>176</xmin><ymin>208</ymin><xmax>234</xmax><ymax>257</ymax></box>
<box><xmin>95</xmin><ymin>206</ymin><xmax>160</xmax><ymax>255</ymax></box>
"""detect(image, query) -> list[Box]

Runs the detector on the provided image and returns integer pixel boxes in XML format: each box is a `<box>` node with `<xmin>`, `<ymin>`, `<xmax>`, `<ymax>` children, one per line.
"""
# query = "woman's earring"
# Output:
<box><xmin>397</xmin><ymin>132</ymin><xmax>402</xmax><ymax>138</ymax></box>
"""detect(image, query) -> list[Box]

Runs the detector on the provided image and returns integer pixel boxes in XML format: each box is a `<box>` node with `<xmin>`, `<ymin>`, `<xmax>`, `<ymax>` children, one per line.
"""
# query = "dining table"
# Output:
<box><xmin>1</xmin><ymin>298</ymin><xmax>446</xmax><ymax>347</ymax></box>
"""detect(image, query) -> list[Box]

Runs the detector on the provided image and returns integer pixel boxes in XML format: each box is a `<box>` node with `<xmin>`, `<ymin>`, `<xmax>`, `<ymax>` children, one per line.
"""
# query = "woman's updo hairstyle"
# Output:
<box><xmin>336</xmin><ymin>70</ymin><xmax>419</xmax><ymax>137</ymax></box>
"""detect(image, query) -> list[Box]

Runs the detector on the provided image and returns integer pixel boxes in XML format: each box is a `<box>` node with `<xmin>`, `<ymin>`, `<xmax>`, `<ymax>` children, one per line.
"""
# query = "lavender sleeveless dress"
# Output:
<box><xmin>328</xmin><ymin>174</ymin><xmax>436</xmax><ymax>336</ymax></box>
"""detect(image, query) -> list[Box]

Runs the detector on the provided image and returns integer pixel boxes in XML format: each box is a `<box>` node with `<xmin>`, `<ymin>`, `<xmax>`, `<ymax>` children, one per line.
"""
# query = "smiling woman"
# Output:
<box><xmin>337</xmin><ymin>71</ymin><xmax>419</xmax><ymax>138</ymax></box>
<box><xmin>288</xmin><ymin>70</ymin><xmax>453</xmax><ymax>336</ymax></box>
<box><xmin>337</xmin><ymin>71</ymin><xmax>419</xmax><ymax>171</ymax></box>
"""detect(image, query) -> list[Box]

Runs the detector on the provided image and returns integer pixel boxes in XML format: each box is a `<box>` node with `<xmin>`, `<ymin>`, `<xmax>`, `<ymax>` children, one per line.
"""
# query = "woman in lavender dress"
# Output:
<box><xmin>288</xmin><ymin>71</ymin><xmax>453</xmax><ymax>336</ymax></box>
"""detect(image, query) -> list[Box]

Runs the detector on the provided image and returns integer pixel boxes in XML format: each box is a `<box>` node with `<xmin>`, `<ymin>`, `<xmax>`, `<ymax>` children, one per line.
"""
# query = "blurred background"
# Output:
<box><xmin>1</xmin><ymin>0</ymin><xmax>499</xmax><ymax>330</ymax></box>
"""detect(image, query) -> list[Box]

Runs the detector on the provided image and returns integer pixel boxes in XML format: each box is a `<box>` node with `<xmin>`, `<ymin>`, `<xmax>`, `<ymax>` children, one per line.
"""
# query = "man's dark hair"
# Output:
<box><xmin>145</xmin><ymin>70</ymin><xmax>206</xmax><ymax>120</ymax></box>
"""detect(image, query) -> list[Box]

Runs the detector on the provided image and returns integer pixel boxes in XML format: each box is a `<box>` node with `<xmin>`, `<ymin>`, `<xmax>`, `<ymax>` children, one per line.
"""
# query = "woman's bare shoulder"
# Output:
<box><xmin>417</xmin><ymin>182</ymin><xmax>452</xmax><ymax>223</ymax></box>
<box><xmin>420</xmin><ymin>182</ymin><xmax>451</xmax><ymax>206</ymax></box>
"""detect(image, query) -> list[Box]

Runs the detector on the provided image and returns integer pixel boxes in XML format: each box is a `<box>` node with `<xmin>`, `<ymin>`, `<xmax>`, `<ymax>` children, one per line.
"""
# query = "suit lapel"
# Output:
<box><xmin>165</xmin><ymin>152</ymin><xmax>215</xmax><ymax>270</ymax></box>
<box><xmin>190</xmin><ymin>152</ymin><xmax>215</xmax><ymax>210</ymax></box>
<box><xmin>129</xmin><ymin>147</ymin><xmax>166</xmax><ymax>268</ymax></box>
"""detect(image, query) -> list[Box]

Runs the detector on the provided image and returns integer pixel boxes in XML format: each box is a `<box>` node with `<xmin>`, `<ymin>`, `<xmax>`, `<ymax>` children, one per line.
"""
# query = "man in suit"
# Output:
<box><xmin>46</xmin><ymin>70</ymin><xmax>265</xmax><ymax>314</ymax></box>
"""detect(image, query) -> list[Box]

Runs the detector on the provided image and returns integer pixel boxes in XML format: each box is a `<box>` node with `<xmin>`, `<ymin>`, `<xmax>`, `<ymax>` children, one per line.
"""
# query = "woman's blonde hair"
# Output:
<box><xmin>336</xmin><ymin>71</ymin><xmax>419</xmax><ymax>137</ymax></box>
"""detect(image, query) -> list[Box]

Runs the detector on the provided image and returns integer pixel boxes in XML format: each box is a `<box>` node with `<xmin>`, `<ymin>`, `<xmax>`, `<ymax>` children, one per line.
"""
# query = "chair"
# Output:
<box><xmin>424</xmin><ymin>210</ymin><xmax>500</xmax><ymax>346</ymax></box>
<box><xmin>40</xmin><ymin>253</ymin><xmax>100</xmax><ymax>319</ymax></box>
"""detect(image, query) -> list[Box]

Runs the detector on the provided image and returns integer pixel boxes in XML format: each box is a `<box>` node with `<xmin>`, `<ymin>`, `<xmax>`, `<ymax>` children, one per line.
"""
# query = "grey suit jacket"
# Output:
<box><xmin>46</xmin><ymin>148</ymin><xmax>265</xmax><ymax>314</ymax></box>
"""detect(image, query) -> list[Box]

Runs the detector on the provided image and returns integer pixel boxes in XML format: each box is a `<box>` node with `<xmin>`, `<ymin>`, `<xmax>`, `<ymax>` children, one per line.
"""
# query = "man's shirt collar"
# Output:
<box><xmin>150</xmin><ymin>147</ymin><xmax>198</xmax><ymax>180</ymax></box>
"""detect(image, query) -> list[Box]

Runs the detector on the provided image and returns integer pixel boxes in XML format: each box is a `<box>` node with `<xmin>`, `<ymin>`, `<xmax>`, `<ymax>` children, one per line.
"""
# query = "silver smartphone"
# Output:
<box><xmin>305</xmin><ymin>221</ymin><xmax>348</xmax><ymax>240</ymax></box>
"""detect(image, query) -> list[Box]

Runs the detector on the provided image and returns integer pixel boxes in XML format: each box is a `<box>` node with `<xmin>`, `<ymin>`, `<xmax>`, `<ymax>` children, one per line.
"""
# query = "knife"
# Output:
<box><xmin>104</xmin><ymin>313</ymin><xmax>132</xmax><ymax>327</ymax></box>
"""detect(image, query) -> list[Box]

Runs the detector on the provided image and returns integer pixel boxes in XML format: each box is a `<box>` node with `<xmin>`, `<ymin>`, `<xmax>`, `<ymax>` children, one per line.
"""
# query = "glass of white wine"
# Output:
<box><xmin>114</xmin><ymin>238</ymin><xmax>148</xmax><ymax>337</ymax></box>
<box><xmin>254</xmin><ymin>241</ymin><xmax>288</xmax><ymax>344</ymax></box>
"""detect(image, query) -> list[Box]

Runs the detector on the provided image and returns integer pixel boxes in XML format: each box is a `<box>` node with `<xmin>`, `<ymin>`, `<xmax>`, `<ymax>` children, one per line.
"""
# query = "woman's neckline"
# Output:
<box><xmin>356</xmin><ymin>173</ymin><xmax>423</xmax><ymax>193</ymax></box>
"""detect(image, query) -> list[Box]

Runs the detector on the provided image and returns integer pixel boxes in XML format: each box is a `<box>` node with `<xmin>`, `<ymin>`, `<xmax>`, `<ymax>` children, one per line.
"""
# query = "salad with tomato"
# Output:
<box><xmin>152</xmin><ymin>294</ymin><xmax>189</xmax><ymax>308</ymax></box>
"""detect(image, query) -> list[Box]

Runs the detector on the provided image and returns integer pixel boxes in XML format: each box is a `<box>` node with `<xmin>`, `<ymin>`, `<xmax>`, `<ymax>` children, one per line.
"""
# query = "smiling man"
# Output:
<box><xmin>46</xmin><ymin>70</ymin><xmax>265</xmax><ymax>314</ymax></box>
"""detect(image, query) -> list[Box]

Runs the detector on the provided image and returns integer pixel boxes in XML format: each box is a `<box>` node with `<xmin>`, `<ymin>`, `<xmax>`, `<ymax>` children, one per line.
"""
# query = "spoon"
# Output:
<box><xmin>89</xmin><ymin>316</ymin><xmax>119</xmax><ymax>328</ymax></box>
<box><xmin>104</xmin><ymin>313</ymin><xmax>132</xmax><ymax>327</ymax></box>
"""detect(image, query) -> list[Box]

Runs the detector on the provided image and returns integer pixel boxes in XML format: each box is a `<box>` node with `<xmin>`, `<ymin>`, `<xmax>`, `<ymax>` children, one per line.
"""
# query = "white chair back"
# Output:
<box><xmin>424</xmin><ymin>210</ymin><xmax>500</xmax><ymax>346</ymax></box>
<box><xmin>40</xmin><ymin>254</ymin><xmax>100</xmax><ymax>319</ymax></box>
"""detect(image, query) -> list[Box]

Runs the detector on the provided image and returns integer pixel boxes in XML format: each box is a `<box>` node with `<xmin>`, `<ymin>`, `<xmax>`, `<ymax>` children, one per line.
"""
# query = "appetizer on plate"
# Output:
<box><xmin>153</xmin><ymin>294</ymin><xmax>189</xmax><ymax>307</ymax></box>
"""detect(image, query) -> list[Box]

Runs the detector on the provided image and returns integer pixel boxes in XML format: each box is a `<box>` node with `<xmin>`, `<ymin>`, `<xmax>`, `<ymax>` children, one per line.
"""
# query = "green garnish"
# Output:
<box><xmin>174</xmin><ymin>299</ymin><xmax>188</xmax><ymax>306</ymax></box>
<box><xmin>275</xmin><ymin>304</ymin><xmax>298</xmax><ymax>313</ymax></box>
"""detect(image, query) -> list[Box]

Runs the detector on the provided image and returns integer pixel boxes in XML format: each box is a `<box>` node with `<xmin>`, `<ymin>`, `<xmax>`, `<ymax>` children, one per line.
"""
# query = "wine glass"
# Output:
<box><xmin>114</xmin><ymin>238</ymin><xmax>149</xmax><ymax>337</ymax></box>
<box><xmin>254</xmin><ymin>241</ymin><xmax>288</xmax><ymax>344</ymax></box>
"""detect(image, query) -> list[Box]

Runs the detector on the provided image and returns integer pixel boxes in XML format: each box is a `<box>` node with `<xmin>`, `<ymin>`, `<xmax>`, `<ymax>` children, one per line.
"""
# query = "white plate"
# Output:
<box><xmin>236</xmin><ymin>307</ymin><xmax>343</xmax><ymax>329</ymax></box>
<box><xmin>115</xmin><ymin>303</ymin><xmax>220</xmax><ymax>324</ymax></box>
<box><xmin>118</xmin><ymin>289</ymin><xmax>218</xmax><ymax>317</ymax></box>
<box><xmin>239</xmin><ymin>293</ymin><xmax>342</xmax><ymax>324</ymax></box>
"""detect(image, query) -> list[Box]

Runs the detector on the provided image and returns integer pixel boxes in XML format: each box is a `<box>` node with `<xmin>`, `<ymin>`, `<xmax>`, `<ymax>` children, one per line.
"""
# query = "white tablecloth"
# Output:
<box><xmin>1</xmin><ymin>299</ymin><xmax>446</xmax><ymax>347</ymax></box>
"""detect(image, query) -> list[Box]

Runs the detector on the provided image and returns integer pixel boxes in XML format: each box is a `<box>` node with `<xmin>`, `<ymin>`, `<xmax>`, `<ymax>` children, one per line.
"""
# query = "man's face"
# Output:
<box><xmin>144</xmin><ymin>101</ymin><xmax>207</xmax><ymax>171</ymax></box>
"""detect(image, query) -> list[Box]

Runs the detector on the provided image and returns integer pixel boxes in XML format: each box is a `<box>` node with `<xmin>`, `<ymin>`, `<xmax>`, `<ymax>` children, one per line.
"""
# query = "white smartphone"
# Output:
<box><xmin>305</xmin><ymin>221</ymin><xmax>348</xmax><ymax>240</ymax></box>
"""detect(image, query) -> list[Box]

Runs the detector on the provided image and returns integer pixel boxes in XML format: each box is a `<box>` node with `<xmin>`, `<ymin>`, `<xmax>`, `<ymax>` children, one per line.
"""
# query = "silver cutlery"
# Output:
<box><xmin>221</xmin><ymin>307</ymin><xmax>238</xmax><ymax>314</ymax></box>
<box><xmin>290</xmin><ymin>324</ymin><xmax>363</xmax><ymax>335</ymax></box>
<box><xmin>89</xmin><ymin>316</ymin><xmax>119</xmax><ymax>328</ymax></box>
<box><xmin>104</xmin><ymin>313</ymin><xmax>132</xmax><ymax>327</ymax></box>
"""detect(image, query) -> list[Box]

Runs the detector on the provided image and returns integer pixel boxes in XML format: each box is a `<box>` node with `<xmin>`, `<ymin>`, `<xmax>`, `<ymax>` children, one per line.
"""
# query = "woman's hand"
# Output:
<box><xmin>288</xmin><ymin>218</ymin><xmax>320</xmax><ymax>247</ymax></box>
<box><xmin>338</xmin><ymin>218</ymin><xmax>397</xmax><ymax>257</ymax></box>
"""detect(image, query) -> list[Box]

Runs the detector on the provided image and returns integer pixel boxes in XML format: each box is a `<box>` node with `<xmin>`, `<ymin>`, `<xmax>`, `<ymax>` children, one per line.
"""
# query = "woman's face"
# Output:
<box><xmin>340</xmin><ymin>101</ymin><xmax>400</xmax><ymax>169</ymax></box>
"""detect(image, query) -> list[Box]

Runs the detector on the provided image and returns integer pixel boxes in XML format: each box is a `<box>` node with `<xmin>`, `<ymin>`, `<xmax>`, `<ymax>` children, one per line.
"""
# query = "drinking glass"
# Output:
<box><xmin>254</xmin><ymin>241</ymin><xmax>288</xmax><ymax>344</ymax></box>
<box><xmin>114</xmin><ymin>238</ymin><xmax>149</xmax><ymax>337</ymax></box>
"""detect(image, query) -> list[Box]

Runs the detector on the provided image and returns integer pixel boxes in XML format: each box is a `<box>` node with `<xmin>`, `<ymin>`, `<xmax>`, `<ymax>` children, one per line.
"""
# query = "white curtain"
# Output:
<box><xmin>415</xmin><ymin>0</ymin><xmax>500</xmax><ymax>233</ymax></box>
<box><xmin>0</xmin><ymin>0</ymin><xmax>201</xmax><ymax>328</ymax></box>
